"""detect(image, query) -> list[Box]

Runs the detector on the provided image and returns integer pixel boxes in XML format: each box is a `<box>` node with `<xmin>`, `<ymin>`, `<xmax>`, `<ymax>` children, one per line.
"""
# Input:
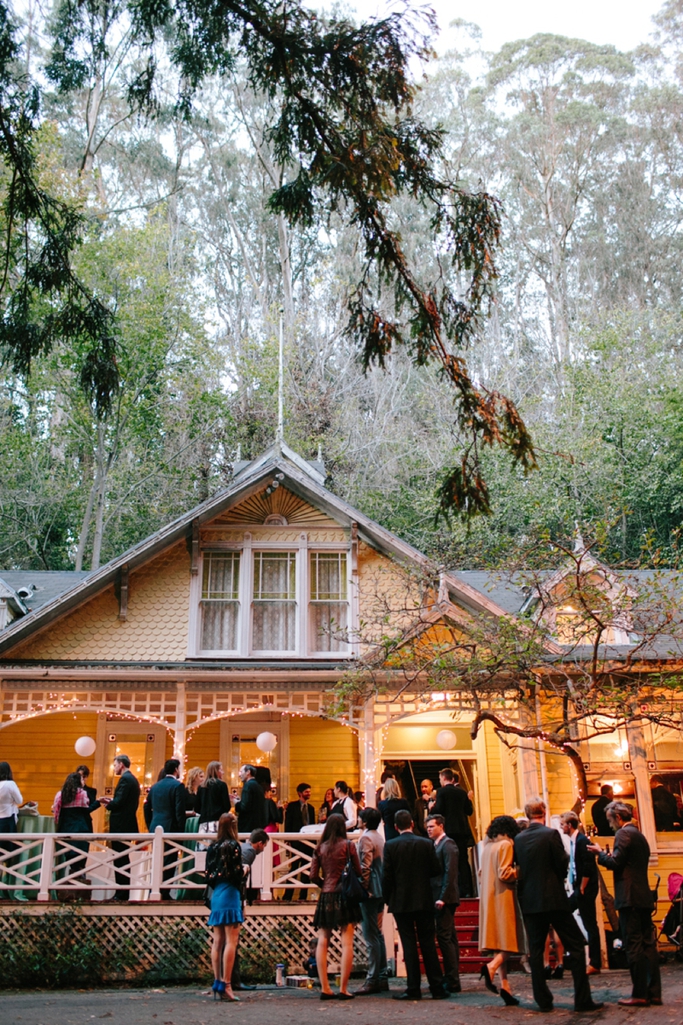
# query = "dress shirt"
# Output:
<box><xmin>0</xmin><ymin>780</ymin><xmax>23</xmax><ymax>819</ymax></box>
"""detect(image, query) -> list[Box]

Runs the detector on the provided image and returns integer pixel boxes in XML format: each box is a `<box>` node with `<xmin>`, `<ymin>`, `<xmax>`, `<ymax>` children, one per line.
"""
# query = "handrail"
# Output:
<box><xmin>0</xmin><ymin>829</ymin><xmax>361</xmax><ymax>903</ymax></box>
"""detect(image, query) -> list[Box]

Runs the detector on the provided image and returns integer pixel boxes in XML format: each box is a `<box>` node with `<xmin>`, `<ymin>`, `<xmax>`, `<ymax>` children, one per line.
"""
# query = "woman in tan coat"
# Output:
<box><xmin>478</xmin><ymin>815</ymin><xmax>526</xmax><ymax>1005</ymax></box>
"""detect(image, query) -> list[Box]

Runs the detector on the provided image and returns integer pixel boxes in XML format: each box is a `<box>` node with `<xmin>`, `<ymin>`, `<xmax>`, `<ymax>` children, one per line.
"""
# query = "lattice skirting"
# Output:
<box><xmin>0</xmin><ymin>904</ymin><xmax>368</xmax><ymax>987</ymax></box>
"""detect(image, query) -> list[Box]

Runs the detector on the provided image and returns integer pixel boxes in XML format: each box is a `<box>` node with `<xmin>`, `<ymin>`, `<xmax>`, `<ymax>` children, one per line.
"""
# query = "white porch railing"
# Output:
<box><xmin>0</xmin><ymin>830</ymin><xmax>357</xmax><ymax>902</ymax></box>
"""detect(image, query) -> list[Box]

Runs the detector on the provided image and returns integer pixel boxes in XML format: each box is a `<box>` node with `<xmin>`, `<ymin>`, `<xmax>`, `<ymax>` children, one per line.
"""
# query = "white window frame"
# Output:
<box><xmin>188</xmin><ymin>532</ymin><xmax>355</xmax><ymax>659</ymax></box>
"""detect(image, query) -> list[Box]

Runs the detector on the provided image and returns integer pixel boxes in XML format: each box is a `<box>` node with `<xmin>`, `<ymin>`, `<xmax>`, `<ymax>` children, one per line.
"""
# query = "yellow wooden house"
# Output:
<box><xmin>0</xmin><ymin>440</ymin><xmax>682</xmax><ymax>888</ymax></box>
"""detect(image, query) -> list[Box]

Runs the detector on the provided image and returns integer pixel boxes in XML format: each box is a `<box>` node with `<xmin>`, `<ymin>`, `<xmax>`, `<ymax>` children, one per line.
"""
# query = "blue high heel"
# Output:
<box><xmin>212</xmin><ymin>980</ymin><xmax>226</xmax><ymax>1000</ymax></box>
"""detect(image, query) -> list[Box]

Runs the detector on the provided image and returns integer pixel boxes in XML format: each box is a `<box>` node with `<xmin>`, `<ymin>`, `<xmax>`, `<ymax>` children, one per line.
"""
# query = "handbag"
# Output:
<box><xmin>339</xmin><ymin>842</ymin><xmax>368</xmax><ymax>904</ymax></box>
<box><xmin>203</xmin><ymin>884</ymin><xmax>214</xmax><ymax>909</ymax></box>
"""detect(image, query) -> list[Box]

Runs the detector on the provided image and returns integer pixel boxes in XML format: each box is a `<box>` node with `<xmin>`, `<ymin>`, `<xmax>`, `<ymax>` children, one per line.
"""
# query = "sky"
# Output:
<box><xmin>346</xmin><ymin>0</ymin><xmax>665</xmax><ymax>53</ymax></box>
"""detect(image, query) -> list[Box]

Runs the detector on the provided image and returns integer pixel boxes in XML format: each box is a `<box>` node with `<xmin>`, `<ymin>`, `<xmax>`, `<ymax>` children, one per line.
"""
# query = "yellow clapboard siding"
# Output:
<box><xmin>0</xmin><ymin>711</ymin><xmax>99</xmax><ymax>819</ymax></box>
<box><xmin>288</xmin><ymin>717</ymin><xmax>359</xmax><ymax>812</ymax></box>
<box><xmin>185</xmin><ymin>720</ymin><xmax>222</xmax><ymax>772</ymax></box>
<box><xmin>484</xmin><ymin>721</ymin><xmax>506</xmax><ymax>817</ymax></box>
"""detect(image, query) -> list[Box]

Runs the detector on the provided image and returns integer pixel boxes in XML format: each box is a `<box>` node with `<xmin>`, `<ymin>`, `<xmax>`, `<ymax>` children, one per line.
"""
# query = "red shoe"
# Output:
<box><xmin>618</xmin><ymin>998</ymin><xmax>648</xmax><ymax>1006</ymax></box>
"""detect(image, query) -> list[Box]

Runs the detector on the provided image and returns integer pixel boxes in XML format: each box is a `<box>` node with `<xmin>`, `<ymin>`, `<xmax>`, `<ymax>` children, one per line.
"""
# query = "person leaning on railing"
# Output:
<box><xmin>0</xmin><ymin>761</ymin><xmax>24</xmax><ymax>856</ymax></box>
<box><xmin>53</xmin><ymin>771</ymin><xmax>92</xmax><ymax>900</ymax></box>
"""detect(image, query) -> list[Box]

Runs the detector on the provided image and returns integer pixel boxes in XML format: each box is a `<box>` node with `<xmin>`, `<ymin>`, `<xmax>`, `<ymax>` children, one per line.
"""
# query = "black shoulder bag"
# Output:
<box><xmin>340</xmin><ymin>841</ymin><xmax>368</xmax><ymax>904</ymax></box>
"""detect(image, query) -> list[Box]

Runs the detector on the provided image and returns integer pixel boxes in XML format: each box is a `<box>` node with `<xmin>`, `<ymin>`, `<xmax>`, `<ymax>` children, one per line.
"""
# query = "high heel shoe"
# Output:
<box><xmin>479</xmin><ymin>965</ymin><xmax>498</xmax><ymax>994</ymax></box>
<box><xmin>221</xmin><ymin>990</ymin><xmax>240</xmax><ymax>1002</ymax></box>
<box><xmin>500</xmin><ymin>988</ymin><xmax>520</xmax><ymax>1006</ymax></box>
<box><xmin>212</xmin><ymin>980</ymin><xmax>226</xmax><ymax>1001</ymax></box>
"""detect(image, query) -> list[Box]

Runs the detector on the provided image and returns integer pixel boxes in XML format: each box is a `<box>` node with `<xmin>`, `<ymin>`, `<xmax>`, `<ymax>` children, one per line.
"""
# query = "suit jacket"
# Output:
<box><xmin>108</xmin><ymin>770</ymin><xmax>140</xmax><ymax>833</ymax></box>
<box><xmin>591</xmin><ymin>796</ymin><xmax>612</xmax><ymax>836</ymax></box>
<box><xmin>84</xmin><ymin>783</ymin><xmax>99</xmax><ymax>831</ymax></box>
<box><xmin>431</xmin><ymin>835</ymin><xmax>460</xmax><ymax>905</ymax></box>
<box><xmin>284</xmin><ymin>800</ymin><xmax>315</xmax><ymax>832</ymax></box>
<box><xmin>570</xmin><ymin>830</ymin><xmax>598</xmax><ymax>899</ymax></box>
<box><xmin>145</xmin><ymin>775</ymin><xmax>186</xmax><ymax>832</ymax></box>
<box><xmin>652</xmin><ymin>785</ymin><xmax>679</xmax><ymax>831</ymax></box>
<box><xmin>382</xmin><ymin>831</ymin><xmax>441</xmax><ymax>914</ymax></box>
<box><xmin>597</xmin><ymin>823</ymin><xmax>653</xmax><ymax>909</ymax></box>
<box><xmin>433</xmin><ymin>784</ymin><xmax>474</xmax><ymax>843</ymax></box>
<box><xmin>235</xmin><ymin>777</ymin><xmax>267</xmax><ymax>833</ymax></box>
<box><xmin>413</xmin><ymin>796</ymin><xmax>432</xmax><ymax>836</ymax></box>
<box><xmin>514</xmin><ymin>821</ymin><xmax>570</xmax><ymax>914</ymax></box>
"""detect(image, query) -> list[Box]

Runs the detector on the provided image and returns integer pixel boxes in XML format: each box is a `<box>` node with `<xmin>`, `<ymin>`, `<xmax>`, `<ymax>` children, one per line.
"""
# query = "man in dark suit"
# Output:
<box><xmin>144</xmin><ymin>759</ymin><xmax>185</xmax><ymax>831</ymax></box>
<box><xmin>144</xmin><ymin>758</ymin><xmax>186</xmax><ymax>899</ymax></box>
<box><xmin>427</xmin><ymin>813</ymin><xmax>461</xmax><ymax>993</ymax></box>
<box><xmin>432</xmin><ymin>768</ymin><xmax>475</xmax><ymax>897</ymax></box>
<box><xmin>100</xmin><ymin>754</ymin><xmax>140</xmax><ymax>901</ymax></box>
<box><xmin>588</xmin><ymin>802</ymin><xmax>662</xmax><ymax>1007</ymax></box>
<box><xmin>234</xmin><ymin>764</ymin><xmax>267</xmax><ymax>833</ymax></box>
<box><xmin>591</xmin><ymin>785</ymin><xmax>614</xmax><ymax>835</ymax></box>
<box><xmin>561</xmin><ymin>811</ymin><xmax>600</xmax><ymax>972</ymax></box>
<box><xmin>382</xmin><ymin>808</ymin><xmax>447</xmax><ymax>1001</ymax></box>
<box><xmin>514</xmin><ymin>798</ymin><xmax>602</xmax><ymax>1013</ymax></box>
<box><xmin>650</xmin><ymin>776</ymin><xmax>679</xmax><ymax>832</ymax></box>
<box><xmin>283</xmin><ymin>782</ymin><xmax>315</xmax><ymax>901</ymax></box>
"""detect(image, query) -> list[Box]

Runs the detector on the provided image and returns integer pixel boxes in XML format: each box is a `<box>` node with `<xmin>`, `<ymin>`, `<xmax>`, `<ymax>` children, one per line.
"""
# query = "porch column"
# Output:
<box><xmin>360</xmin><ymin>697</ymin><xmax>377</xmax><ymax>807</ymax></box>
<box><xmin>174</xmin><ymin>681</ymin><xmax>187</xmax><ymax>767</ymax></box>
<box><xmin>627</xmin><ymin>722</ymin><xmax>658</xmax><ymax>857</ymax></box>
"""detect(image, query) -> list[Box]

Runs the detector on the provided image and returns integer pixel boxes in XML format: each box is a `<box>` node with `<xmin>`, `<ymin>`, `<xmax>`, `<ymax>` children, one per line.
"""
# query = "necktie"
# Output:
<box><xmin>569</xmin><ymin>839</ymin><xmax>576</xmax><ymax>888</ymax></box>
<box><xmin>302</xmin><ymin>802</ymin><xmax>309</xmax><ymax>826</ymax></box>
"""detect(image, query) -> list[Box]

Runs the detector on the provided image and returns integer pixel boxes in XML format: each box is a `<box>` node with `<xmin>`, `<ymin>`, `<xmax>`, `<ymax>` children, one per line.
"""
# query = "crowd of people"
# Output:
<box><xmin>0</xmin><ymin>758</ymin><xmax>668</xmax><ymax>1009</ymax></box>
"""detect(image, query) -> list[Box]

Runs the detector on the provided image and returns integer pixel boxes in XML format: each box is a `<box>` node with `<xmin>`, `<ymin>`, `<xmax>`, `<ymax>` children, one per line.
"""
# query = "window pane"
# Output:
<box><xmin>201</xmin><ymin>601</ymin><xmax>239</xmax><ymax>650</ymax></box>
<box><xmin>311</xmin><ymin>602</ymin><xmax>348</xmax><ymax>652</ymax></box>
<box><xmin>253</xmin><ymin>552</ymin><xmax>296</xmax><ymax>600</ymax></box>
<box><xmin>310</xmin><ymin>553</ymin><xmax>347</xmax><ymax>601</ymax></box>
<box><xmin>202</xmin><ymin>552</ymin><xmax>240</xmax><ymax>599</ymax></box>
<box><xmin>201</xmin><ymin>553</ymin><xmax>240</xmax><ymax>650</ymax></box>
<box><xmin>253</xmin><ymin>601</ymin><xmax>296</xmax><ymax>650</ymax></box>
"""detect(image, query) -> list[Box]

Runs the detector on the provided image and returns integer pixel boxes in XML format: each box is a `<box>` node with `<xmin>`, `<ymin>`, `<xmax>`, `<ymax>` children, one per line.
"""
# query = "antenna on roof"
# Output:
<box><xmin>277</xmin><ymin>312</ymin><xmax>284</xmax><ymax>444</ymax></box>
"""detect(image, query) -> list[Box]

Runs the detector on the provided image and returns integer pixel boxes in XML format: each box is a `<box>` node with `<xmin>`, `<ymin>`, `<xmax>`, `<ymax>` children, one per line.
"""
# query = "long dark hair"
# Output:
<box><xmin>60</xmin><ymin>771</ymin><xmax>84</xmax><ymax>807</ymax></box>
<box><xmin>319</xmin><ymin>813</ymin><xmax>347</xmax><ymax>845</ymax></box>
<box><xmin>216</xmin><ymin>812</ymin><xmax>238</xmax><ymax>843</ymax></box>
<box><xmin>486</xmin><ymin>814</ymin><xmax>520</xmax><ymax>841</ymax></box>
<box><xmin>0</xmin><ymin>761</ymin><xmax>13</xmax><ymax>781</ymax></box>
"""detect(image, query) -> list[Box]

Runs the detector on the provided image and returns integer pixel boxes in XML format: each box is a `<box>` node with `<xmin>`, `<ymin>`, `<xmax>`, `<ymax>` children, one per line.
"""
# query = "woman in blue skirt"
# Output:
<box><xmin>206</xmin><ymin>812</ymin><xmax>244</xmax><ymax>1001</ymax></box>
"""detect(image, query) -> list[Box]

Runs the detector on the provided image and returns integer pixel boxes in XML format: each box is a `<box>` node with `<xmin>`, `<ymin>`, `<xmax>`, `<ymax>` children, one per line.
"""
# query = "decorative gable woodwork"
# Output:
<box><xmin>213</xmin><ymin>485</ymin><xmax>338</xmax><ymax>526</ymax></box>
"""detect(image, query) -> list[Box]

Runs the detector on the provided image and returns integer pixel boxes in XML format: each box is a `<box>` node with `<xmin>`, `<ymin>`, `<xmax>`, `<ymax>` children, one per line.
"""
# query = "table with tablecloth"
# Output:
<box><xmin>11</xmin><ymin>811</ymin><xmax>55</xmax><ymax>900</ymax></box>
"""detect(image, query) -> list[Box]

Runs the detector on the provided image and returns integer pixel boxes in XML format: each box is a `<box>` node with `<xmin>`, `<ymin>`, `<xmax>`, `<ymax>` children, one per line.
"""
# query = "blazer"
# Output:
<box><xmin>235</xmin><ymin>777</ymin><xmax>267</xmax><ymax>833</ymax></box>
<box><xmin>84</xmin><ymin>783</ymin><xmax>99</xmax><ymax>831</ymax></box>
<box><xmin>570</xmin><ymin>830</ymin><xmax>598</xmax><ymax>899</ymax></box>
<box><xmin>145</xmin><ymin>775</ymin><xmax>186</xmax><ymax>833</ymax></box>
<box><xmin>598</xmin><ymin>823</ymin><xmax>654</xmax><ymax>909</ymax></box>
<box><xmin>108</xmin><ymin>770</ymin><xmax>140</xmax><ymax>833</ymax></box>
<box><xmin>514</xmin><ymin>821</ymin><xmax>570</xmax><ymax>914</ymax></box>
<box><xmin>433</xmin><ymin>784</ymin><xmax>474</xmax><ymax>842</ymax></box>
<box><xmin>413</xmin><ymin>796</ymin><xmax>432</xmax><ymax>836</ymax></box>
<box><xmin>197</xmin><ymin>779</ymin><xmax>231</xmax><ymax>824</ymax></box>
<box><xmin>591</xmin><ymin>796</ymin><xmax>612</xmax><ymax>836</ymax></box>
<box><xmin>431</xmin><ymin>835</ymin><xmax>460</xmax><ymax>905</ymax></box>
<box><xmin>382</xmin><ymin>831</ymin><xmax>442</xmax><ymax>914</ymax></box>
<box><xmin>284</xmin><ymin>800</ymin><xmax>315</xmax><ymax>832</ymax></box>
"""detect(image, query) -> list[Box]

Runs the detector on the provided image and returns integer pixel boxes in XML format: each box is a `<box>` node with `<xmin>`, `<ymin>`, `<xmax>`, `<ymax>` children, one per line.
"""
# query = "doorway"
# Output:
<box><xmin>94</xmin><ymin>716</ymin><xmax>167</xmax><ymax>830</ymax></box>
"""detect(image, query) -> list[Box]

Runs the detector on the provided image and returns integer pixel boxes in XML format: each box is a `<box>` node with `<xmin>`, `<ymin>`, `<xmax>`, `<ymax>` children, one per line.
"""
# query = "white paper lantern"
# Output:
<box><xmin>436</xmin><ymin>729</ymin><xmax>457</xmax><ymax>751</ymax></box>
<box><xmin>256</xmin><ymin>731</ymin><xmax>278</xmax><ymax>753</ymax></box>
<box><xmin>74</xmin><ymin>736</ymin><xmax>96</xmax><ymax>757</ymax></box>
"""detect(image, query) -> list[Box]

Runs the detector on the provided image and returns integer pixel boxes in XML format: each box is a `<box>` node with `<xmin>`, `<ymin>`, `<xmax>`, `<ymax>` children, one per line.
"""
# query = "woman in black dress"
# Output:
<box><xmin>309</xmin><ymin>814</ymin><xmax>362</xmax><ymax>1000</ymax></box>
<box><xmin>377</xmin><ymin>778</ymin><xmax>410</xmax><ymax>841</ymax></box>
<box><xmin>197</xmin><ymin>761</ymin><xmax>231</xmax><ymax>840</ymax></box>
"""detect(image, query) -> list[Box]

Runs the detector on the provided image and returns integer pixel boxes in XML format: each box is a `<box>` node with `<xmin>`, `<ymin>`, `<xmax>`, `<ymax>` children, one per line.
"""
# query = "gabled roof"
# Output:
<box><xmin>0</xmin><ymin>571</ymin><xmax>89</xmax><ymax>615</ymax></box>
<box><xmin>0</xmin><ymin>442</ymin><xmax>516</xmax><ymax>658</ymax></box>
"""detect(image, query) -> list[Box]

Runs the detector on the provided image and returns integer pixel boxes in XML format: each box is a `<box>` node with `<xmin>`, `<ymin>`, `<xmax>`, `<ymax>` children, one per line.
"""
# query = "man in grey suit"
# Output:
<box><xmin>588</xmin><ymin>801</ymin><xmax>662</xmax><ymax>1006</ymax></box>
<box><xmin>427</xmin><ymin>813</ymin><xmax>461</xmax><ymax>993</ymax></box>
<box><xmin>382</xmin><ymin>809</ymin><xmax>447</xmax><ymax>1001</ymax></box>
<box><xmin>514</xmin><ymin>798</ymin><xmax>602</xmax><ymax>1013</ymax></box>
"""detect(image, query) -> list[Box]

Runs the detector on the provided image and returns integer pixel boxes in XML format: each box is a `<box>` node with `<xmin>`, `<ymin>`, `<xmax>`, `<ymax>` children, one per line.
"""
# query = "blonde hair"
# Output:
<box><xmin>185</xmin><ymin>767</ymin><xmax>204</xmax><ymax>793</ymax></box>
<box><xmin>381</xmin><ymin>778</ymin><xmax>401</xmax><ymax>801</ymax></box>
